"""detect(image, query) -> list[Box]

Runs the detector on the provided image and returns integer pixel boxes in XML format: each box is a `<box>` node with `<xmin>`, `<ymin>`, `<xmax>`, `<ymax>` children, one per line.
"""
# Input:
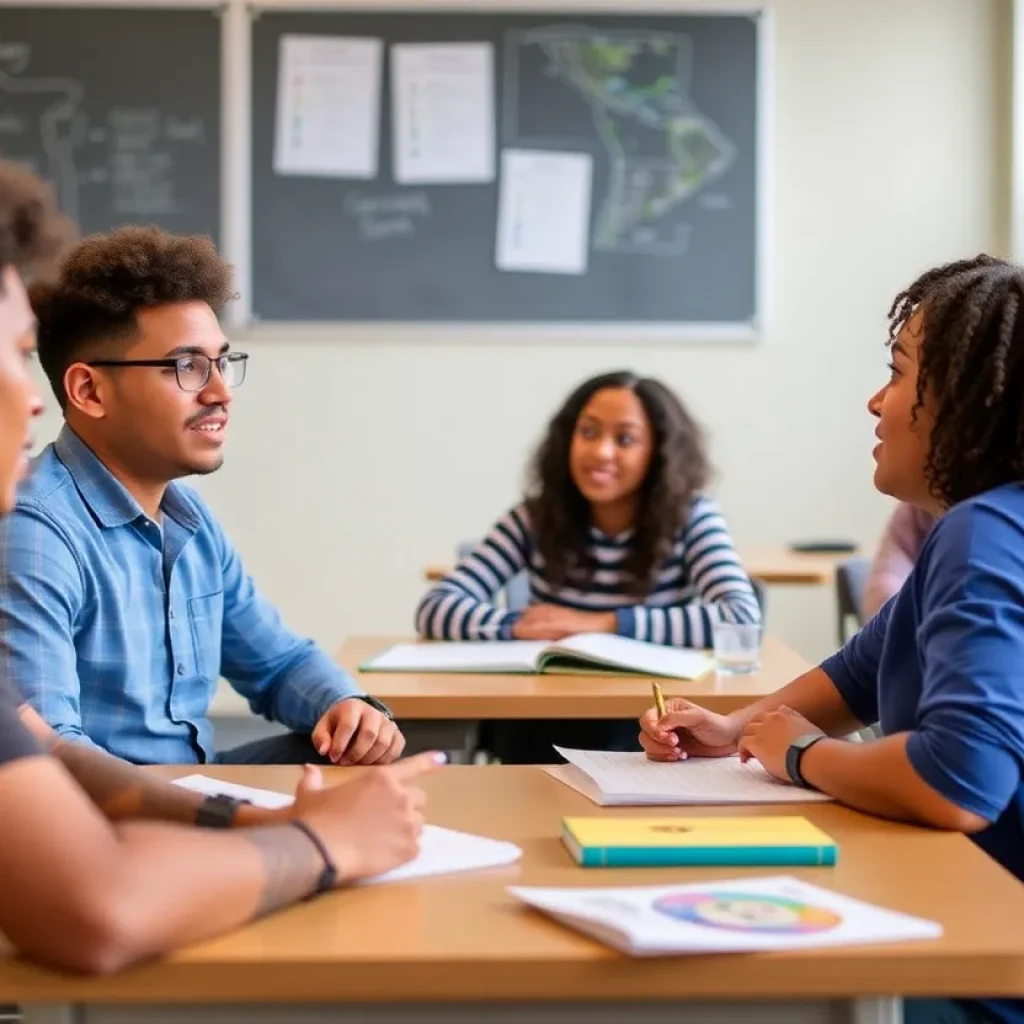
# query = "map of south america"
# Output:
<box><xmin>507</xmin><ymin>26</ymin><xmax>734</xmax><ymax>254</ymax></box>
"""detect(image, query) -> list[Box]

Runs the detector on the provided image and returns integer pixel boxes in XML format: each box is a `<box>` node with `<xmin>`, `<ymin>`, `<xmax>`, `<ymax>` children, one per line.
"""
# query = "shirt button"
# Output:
<box><xmin>169</xmin><ymin>610</ymin><xmax>175</xmax><ymax>620</ymax></box>
<box><xmin>177</xmin><ymin>663</ymin><xmax>185</xmax><ymax>676</ymax></box>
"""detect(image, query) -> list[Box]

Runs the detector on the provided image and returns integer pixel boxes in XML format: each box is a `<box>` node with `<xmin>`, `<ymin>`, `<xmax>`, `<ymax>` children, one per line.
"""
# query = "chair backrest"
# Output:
<box><xmin>835</xmin><ymin>555</ymin><xmax>872</xmax><ymax>644</ymax></box>
<box><xmin>456</xmin><ymin>540</ymin><xmax>768</xmax><ymax>620</ymax></box>
<box><xmin>455</xmin><ymin>541</ymin><xmax>530</xmax><ymax>611</ymax></box>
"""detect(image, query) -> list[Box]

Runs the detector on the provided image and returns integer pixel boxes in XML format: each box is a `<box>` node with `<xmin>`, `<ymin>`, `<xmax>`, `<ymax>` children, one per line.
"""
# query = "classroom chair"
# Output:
<box><xmin>834</xmin><ymin>556</ymin><xmax>881</xmax><ymax>742</ymax></box>
<box><xmin>835</xmin><ymin>556</ymin><xmax>871</xmax><ymax>644</ymax></box>
<box><xmin>456</xmin><ymin>541</ymin><xmax>768</xmax><ymax>622</ymax></box>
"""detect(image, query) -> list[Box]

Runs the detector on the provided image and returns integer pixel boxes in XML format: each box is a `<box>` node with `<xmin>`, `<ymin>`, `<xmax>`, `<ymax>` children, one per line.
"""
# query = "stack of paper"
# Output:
<box><xmin>510</xmin><ymin>875</ymin><xmax>941</xmax><ymax>956</ymax></box>
<box><xmin>546</xmin><ymin>748</ymin><xmax>834</xmax><ymax>807</ymax></box>
<box><xmin>172</xmin><ymin>775</ymin><xmax>522</xmax><ymax>883</ymax></box>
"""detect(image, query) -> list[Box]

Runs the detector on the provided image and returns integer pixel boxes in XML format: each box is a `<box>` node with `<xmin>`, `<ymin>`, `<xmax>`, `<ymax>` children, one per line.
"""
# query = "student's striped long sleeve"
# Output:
<box><xmin>415</xmin><ymin>497</ymin><xmax>761</xmax><ymax>648</ymax></box>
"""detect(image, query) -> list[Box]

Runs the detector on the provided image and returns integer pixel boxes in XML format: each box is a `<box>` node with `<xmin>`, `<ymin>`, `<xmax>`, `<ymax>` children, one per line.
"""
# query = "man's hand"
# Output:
<box><xmin>312</xmin><ymin>699</ymin><xmax>405</xmax><ymax>766</ymax></box>
<box><xmin>638</xmin><ymin>697</ymin><xmax>740</xmax><ymax>762</ymax></box>
<box><xmin>512</xmin><ymin>605</ymin><xmax>617</xmax><ymax>641</ymax></box>
<box><xmin>737</xmin><ymin>706</ymin><xmax>824</xmax><ymax>782</ymax></box>
<box><xmin>296</xmin><ymin>751</ymin><xmax>446</xmax><ymax>882</ymax></box>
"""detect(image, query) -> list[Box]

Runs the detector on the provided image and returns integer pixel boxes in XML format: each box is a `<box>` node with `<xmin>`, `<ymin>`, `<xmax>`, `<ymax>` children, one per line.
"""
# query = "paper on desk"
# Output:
<box><xmin>509</xmin><ymin>875</ymin><xmax>941</xmax><ymax>957</ymax></box>
<box><xmin>274</xmin><ymin>34</ymin><xmax>383</xmax><ymax>178</ymax></box>
<box><xmin>173</xmin><ymin>773</ymin><xmax>294</xmax><ymax>809</ymax></box>
<box><xmin>545</xmin><ymin>749</ymin><xmax>834</xmax><ymax>807</ymax></box>
<box><xmin>172</xmin><ymin>775</ymin><xmax>522</xmax><ymax>883</ymax></box>
<box><xmin>391</xmin><ymin>42</ymin><xmax>495</xmax><ymax>184</ymax></box>
<box><xmin>496</xmin><ymin>149</ymin><xmax>592</xmax><ymax>275</ymax></box>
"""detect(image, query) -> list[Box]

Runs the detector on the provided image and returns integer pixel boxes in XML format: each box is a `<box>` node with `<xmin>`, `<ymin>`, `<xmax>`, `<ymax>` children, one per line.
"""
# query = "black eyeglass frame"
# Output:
<box><xmin>86</xmin><ymin>352</ymin><xmax>249</xmax><ymax>392</ymax></box>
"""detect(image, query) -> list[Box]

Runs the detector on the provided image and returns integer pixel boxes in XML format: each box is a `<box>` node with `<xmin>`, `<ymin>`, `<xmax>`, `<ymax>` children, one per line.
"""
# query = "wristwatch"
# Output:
<box><xmin>196</xmin><ymin>792</ymin><xmax>250</xmax><ymax>828</ymax></box>
<box><xmin>352</xmin><ymin>694</ymin><xmax>394</xmax><ymax>721</ymax></box>
<box><xmin>785</xmin><ymin>733</ymin><xmax>827</xmax><ymax>789</ymax></box>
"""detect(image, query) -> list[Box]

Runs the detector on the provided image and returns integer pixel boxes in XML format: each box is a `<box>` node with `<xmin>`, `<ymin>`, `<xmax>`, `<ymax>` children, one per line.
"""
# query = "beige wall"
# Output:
<box><xmin>33</xmin><ymin>0</ymin><xmax>1011</xmax><ymax>666</ymax></box>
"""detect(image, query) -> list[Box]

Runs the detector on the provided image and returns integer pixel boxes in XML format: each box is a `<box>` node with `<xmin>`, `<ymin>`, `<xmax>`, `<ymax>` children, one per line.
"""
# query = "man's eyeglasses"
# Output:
<box><xmin>86</xmin><ymin>352</ymin><xmax>249</xmax><ymax>393</ymax></box>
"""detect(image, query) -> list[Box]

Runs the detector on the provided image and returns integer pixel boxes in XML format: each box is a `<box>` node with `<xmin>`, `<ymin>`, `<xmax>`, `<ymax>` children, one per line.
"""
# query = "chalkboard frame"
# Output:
<box><xmin>238</xmin><ymin>0</ymin><xmax>772</xmax><ymax>342</ymax></box>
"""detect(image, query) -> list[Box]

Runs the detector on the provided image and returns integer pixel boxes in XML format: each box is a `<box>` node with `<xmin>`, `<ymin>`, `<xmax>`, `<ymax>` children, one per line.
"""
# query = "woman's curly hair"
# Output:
<box><xmin>525</xmin><ymin>370</ymin><xmax>710</xmax><ymax>598</ymax></box>
<box><xmin>29</xmin><ymin>225</ymin><xmax>235</xmax><ymax>408</ymax></box>
<box><xmin>888</xmin><ymin>254</ymin><xmax>1024</xmax><ymax>507</ymax></box>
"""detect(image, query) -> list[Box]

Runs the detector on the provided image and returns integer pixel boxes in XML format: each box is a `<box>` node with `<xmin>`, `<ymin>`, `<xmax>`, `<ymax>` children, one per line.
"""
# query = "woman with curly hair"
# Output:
<box><xmin>639</xmin><ymin>255</ymin><xmax>1024</xmax><ymax>1024</ymax></box>
<box><xmin>416</xmin><ymin>370</ymin><xmax>760</xmax><ymax>762</ymax></box>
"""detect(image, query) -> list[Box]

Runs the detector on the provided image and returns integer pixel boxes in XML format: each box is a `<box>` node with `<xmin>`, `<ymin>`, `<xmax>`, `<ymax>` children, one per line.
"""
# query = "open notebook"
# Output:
<box><xmin>545</xmin><ymin>747</ymin><xmax>833</xmax><ymax>807</ymax></box>
<box><xmin>510</xmin><ymin>875</ymin><xmax>941</xmax><ymax>957</ymax></box>
<box><xmin>172</xmin><ymin>775</ymin><xmax>522</xmax><ymax>884</ymax></box>
<box><xmin>361</xmin><ymin>633</ymin><xmax>714</xmax><ymax>680</ymax></box>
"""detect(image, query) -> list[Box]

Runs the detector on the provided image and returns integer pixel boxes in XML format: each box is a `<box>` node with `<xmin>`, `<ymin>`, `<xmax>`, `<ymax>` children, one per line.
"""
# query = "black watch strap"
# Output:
<box><xmin>292</xmin><ymin>819</ymin><xmax>338</xmax><ymax>896</ymax></box>
<box><xmin>786</xmin><ymin>733</ymin><xmax>826</xmax><ymax>789</ymax></box>
<box><xmin>196</xmin><ymin>793</ymin><xmax>250</xmax><ymax>828</ymax></box>
<box><xmin>353</xmin><ymin>694</ymin><xmax>394</xmax><ymax>721</ymax></box>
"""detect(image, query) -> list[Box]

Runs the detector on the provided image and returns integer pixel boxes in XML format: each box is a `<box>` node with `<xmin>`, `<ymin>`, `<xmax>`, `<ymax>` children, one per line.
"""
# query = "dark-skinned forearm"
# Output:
<box><xmin>59</xmin><ymin>821</ymin><xmax>321</xmax><ymax>974</ymax></box>
<box><xmin>46</xmin><ymin>736</ymin><xmax>279</xmax><ymax>827</ymax></box>
<box><xmin>729</xmin><ymin>667</ymin><xmax>865</xmax><ymax>736</ymax></box>
<box><xmin>799</xmin><ymin>733</ymin><xmax>987</xmax><ymax>831</ymax></box>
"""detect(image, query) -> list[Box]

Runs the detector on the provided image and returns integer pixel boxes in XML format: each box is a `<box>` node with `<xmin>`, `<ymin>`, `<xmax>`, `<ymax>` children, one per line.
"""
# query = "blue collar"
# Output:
<box><xmin>53</xmin><ymin>425</ymin><xmax>200</xmax><ymax>532</ymax></box>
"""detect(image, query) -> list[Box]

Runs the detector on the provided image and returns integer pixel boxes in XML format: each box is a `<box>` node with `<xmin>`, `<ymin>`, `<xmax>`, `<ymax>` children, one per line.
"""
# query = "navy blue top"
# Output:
<box><xmin>823</xmin><ymin>487</ymin><xmax>1024</xmax><ymax>1024</ymax></box>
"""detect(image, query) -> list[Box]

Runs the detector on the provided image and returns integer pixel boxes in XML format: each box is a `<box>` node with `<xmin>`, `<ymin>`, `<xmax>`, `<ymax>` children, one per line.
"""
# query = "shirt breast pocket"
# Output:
<box><xmin>188</xmin><ymin>591</ymin><xmax>225</xmax><ymax>682</ymax></box>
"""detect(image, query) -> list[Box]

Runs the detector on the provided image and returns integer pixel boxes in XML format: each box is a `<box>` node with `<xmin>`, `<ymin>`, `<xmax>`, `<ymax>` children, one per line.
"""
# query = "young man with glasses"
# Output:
<box><xmin>0</xmin><ymin>225</ymin><xmax>402</xmax><ymax>767</ymax></box>
<box><xmin>0</xmin><ymin>163</ymin><xmax>445</xmax><ymax>974</ymax></box>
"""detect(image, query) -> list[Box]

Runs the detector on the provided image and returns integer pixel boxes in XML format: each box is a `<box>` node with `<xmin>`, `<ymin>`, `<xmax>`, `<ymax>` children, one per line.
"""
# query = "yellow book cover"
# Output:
<box><xmin>562</xmin><ymin>815</ymin><xmax>838</xmax><ymax>867</ymax></box>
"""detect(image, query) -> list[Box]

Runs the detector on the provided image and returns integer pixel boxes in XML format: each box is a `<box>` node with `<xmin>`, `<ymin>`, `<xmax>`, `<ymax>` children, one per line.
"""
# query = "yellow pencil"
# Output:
<box><xmin>652</xmin><ymin>680</ymin><xmax>666</xmax><ymax>718</ymax></box>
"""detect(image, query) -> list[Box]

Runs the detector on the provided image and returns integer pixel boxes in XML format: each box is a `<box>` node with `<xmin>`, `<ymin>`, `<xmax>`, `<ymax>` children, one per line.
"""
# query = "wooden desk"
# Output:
<box><xmin>423</xmin><ymin>546</ymin><xmax>856</xmax><ymax>588</ymax></box>
<box><xmin>10</xmin><ymin>765</ymin><xmax>1024</xmax><ymax>1024</ymax></box>
<box><xmin>337</xmin><ymin>634</ymin><xmax>812</xmax><ymax>719</ymax></box>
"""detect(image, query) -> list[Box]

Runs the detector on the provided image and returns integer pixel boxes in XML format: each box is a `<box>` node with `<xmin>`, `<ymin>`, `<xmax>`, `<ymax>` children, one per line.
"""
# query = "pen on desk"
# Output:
<box><xmin>652</xmin><ymin>680</ymin><xmax>666</xmax><ymax>719</ymax></box>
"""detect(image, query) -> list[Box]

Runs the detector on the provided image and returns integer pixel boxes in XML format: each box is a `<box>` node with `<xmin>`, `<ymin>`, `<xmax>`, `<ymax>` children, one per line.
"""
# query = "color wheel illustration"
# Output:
<box><xmin>653</xmin><ymin>891</ymin><xmax>842</xmax><ymax>934</ymax></box>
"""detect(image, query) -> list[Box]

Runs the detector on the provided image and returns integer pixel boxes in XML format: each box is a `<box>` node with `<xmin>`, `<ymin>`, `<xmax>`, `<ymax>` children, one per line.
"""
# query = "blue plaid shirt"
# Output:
<box><xmin>0</xmin><ymin>426</ymin><xmax>362</xmax><ymax>764</ymax></box>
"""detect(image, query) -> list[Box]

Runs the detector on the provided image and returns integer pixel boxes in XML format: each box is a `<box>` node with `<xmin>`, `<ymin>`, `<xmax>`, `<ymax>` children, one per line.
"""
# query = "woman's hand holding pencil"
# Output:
<box><xmin>639</xmin><ymin>689</ymin><xmax>741</xmax><ymax>763</ymax></box>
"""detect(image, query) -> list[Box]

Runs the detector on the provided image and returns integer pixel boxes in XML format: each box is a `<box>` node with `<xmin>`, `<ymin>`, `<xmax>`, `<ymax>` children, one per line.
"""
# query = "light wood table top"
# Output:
<box><xmin>2</xmin><ymin>765</ymin><xmax>1023</xmax><ymax>1004</ymax></box>
<box><xmin>423</xmin><ymin>546</ymin><xmax>856</xmax><ymax>587</ymax></box>
<box><xmin>337</xmin><ymin>634</ymin><xmax>812</xmax><ymax>718</ymax></box>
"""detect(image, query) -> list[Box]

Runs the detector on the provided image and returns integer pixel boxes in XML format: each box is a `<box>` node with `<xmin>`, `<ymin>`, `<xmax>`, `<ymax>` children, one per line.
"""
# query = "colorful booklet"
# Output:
<box><xmin>510</xmin><ymin>875</ymin><xmax>942</xmax><ymax>957</ymax></box>
<box><xmin>562</xmin><ymin>815</ymin><xmax>838</xmax><ymax>867</ymax></box>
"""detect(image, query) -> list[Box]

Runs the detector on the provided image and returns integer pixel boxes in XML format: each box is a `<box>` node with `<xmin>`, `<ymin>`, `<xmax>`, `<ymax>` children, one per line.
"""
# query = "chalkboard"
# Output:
<box><xmin>0</xmin><ymin>8</ymin><xmax>221</xmax><ymax>240</ymax></box>
<box><xmin>251</xmin><ymin>11</ymin><xmax>762</xmax><ymax>326</ymax></box>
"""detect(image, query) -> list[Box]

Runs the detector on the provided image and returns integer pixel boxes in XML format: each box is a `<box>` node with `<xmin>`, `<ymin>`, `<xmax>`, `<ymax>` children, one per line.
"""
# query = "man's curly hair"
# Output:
<box><xmin>525</xmin><ymin>370</ymin><xmax>710</xmax><ymax>598</ymax></box>
<box><xmin>0</xmin><ymin>161</ymin><xmax>71</xmax><ymax>291</ymax></box>
<box><xmin>30</xmin><ymin>225</ymin><xmax>235</xmax><ymax>408</ymax></box>
<box><xmin>888</xmin><ymin>254</ymin><xmax>1024</xmax><ymax>507</ymax></box>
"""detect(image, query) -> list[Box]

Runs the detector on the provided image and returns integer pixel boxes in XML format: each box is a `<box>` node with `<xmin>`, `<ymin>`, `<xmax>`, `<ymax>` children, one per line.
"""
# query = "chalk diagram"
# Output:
<box><xmin>0</xmin><ymin>36</ymin><xmax>205</xmax><ymax>227</ymax></box>
<box><xmin>504</xmin><ymin>26</ymin><xmax>735</xmax><ymax>255</ymax></box>
<box><xmin>0</xmin><ymin>37</ymin><xmax>85</xmax><ymax>223</ymax></box>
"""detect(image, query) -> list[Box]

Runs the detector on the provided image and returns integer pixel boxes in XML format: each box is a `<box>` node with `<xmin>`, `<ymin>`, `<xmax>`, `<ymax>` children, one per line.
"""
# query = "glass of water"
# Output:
<box><xmin>712</xmin><ymin>622</ymin><xmax>762</xmax><ymax>675</ymax></box>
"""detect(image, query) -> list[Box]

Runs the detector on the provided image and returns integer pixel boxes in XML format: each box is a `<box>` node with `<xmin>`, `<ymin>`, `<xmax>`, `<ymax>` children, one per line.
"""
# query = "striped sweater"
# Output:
<box><xmin>415</xmin><ymin>496</ymin><xmax>761</xmax><ymax>648</ymax></box>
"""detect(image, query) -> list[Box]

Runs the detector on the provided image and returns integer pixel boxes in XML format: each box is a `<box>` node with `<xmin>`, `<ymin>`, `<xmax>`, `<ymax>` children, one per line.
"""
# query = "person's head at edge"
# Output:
<box><xmin>0</xmin><ymin>162</ymin><xmax>70</xmax><ymax>515</ymax></box>
<box><xmin>525</xmin><ymin>369</ymin><xmax>710</xmax><ymax>599</ymax></box>
<box><xmin>870</xmin><ymin>254</ymin><xmax>1024</xmax><ymax>514</ymax></box>
<box><xmin>30</xmin><ymin>225</ymin><xmax>239</xmax><ymax>516</ymax></box>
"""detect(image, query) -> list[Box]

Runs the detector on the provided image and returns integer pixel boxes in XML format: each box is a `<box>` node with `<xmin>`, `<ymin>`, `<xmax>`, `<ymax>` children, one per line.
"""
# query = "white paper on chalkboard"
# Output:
<box><xmin>274</xmin><ymin>34</ymin><xmax>383</xmax><ymax>178</ymax></box>
<box><xmin>496</xmin><ymin>149</ymin><xmax>593</xmax><ymax>275</ymax></box>
<box><xmin>391</xmin><ymin>42</ymin><xmax>495</xmax><ymax>185</ymax></box>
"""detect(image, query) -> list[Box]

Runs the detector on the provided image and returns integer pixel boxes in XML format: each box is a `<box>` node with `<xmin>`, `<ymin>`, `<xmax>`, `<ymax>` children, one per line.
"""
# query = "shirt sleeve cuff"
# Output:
<box><xmin>498</xmin><ymin>613</ymin><xmax>521</xmax><ymax>640</ymax></box>
<box><xmin>616</xmin><ymin>606</ymin><xmax>638</xmax><ymax>637</ymax></box>
<box><xmin>819</xmin><ymin>649</ymin><xmax>878</xmax><ymax>726</ymax></box>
